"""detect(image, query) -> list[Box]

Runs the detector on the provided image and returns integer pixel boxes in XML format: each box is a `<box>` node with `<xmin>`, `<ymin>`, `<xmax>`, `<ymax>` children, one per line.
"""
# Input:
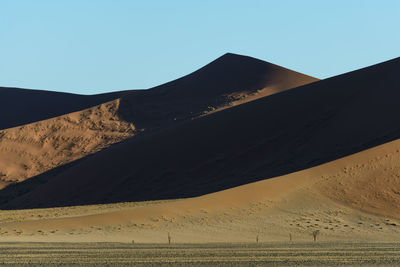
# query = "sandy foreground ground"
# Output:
<box><xmin>0</xmin><ymin>138</ymin><xmax>400</xmax><ymax>243</ymax></box>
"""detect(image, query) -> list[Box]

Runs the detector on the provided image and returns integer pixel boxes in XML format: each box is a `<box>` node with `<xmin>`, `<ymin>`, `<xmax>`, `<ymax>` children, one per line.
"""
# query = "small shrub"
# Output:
<box><xmin>312</xmin><ymin>230</ymin><xmax>320</xmax><ymax>242</ymax></box>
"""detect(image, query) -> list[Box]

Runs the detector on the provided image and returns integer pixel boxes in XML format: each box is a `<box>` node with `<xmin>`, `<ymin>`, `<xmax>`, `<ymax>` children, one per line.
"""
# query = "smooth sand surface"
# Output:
<box><xmin>1</xmin><ymin>139</ymin><xmax>400</xmax><ymax>243</ymax></box>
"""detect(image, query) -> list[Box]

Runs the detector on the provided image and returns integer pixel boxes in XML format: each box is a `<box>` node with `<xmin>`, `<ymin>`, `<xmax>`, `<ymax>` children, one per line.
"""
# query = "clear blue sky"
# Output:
<box><xmin>1</xmin><ymin>1</ymin><xmax>399</xmax><ymax>94</ymax></box>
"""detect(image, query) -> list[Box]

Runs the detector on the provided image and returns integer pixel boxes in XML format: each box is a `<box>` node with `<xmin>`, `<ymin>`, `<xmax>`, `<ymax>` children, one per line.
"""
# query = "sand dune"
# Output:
<box><xmin>0</xmin><ymin>99</ymin><xmax>135</xmax><ymax>188</ymax></box>
<box><xmin>1</xmin><ymin>138</ymin><xmax>400</xmax><ymax>242</ymax></box>
<box><xmin>0</xmin><ymin>53</ymin><xmax>317</xmax><ymax>132</ymax></box>
<box><xmin>4</xmin><ymin>56</ymin><xmax>398</xmax><ymax>208</ymax></box>
<box><xmin>0</xmin><ymin>52</ymin><xmax>317</xmax><ymax>205</ymax></box>
<box><xmin>118</xmin><ymin>53</ymin><xmax>318</xmax><ymax>129</ymax></box>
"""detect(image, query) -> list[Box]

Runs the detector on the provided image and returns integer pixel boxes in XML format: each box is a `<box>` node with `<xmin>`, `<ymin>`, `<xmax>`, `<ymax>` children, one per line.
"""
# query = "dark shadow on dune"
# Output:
<box><xmin>0</xmin><ymin>53</ymin><xmax>319</xmax><ymax>209</ymax></box>
<box><xmin>0</xmin><ymin>158</ymin><xmax>85</xmax><ymax>207</ymax></box>
<box><xmin>1</xmin><ymin>55</ymin><xmax>399</xmax><ymax>210</ymax></box>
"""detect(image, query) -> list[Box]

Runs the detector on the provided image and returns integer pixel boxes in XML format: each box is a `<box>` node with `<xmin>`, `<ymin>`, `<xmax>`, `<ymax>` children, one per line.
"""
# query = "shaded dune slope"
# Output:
<box><xmin>0</xmin><ymin>58</ymin><xmax>400</xmax><ymax>208</ymax></box>
<box><xmin>2</xmin><ymin>56</ymin><xmax>399</xmax><ymax>209</ymax></box>
<box><xmin>0</xmin><ymin>53</ymin><xmax>317</xmax><ymax>202</ymax></box>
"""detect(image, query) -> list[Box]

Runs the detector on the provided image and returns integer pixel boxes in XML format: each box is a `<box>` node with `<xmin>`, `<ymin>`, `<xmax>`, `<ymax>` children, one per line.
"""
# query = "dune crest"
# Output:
<box><xmin>118</xmin><ymin>53</ymin><xmax>318</xmax><ymax>129</ymax></box>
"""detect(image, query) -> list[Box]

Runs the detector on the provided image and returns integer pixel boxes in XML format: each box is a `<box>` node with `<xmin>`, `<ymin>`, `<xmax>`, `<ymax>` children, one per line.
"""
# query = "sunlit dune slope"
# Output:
<box><xmin>0</xmin><ymin>99</ymin><xmax>135</xmax><ymax>188</ymax></box>
<box><xmin>0</xmin><ymin>87</ymin><xmax>136</xmax><ymax>130</ymax></box>
<box><xmin>2</xmin><ymin>56</ymin><xmax>398</xmax><ymax>209</ymax></box>
<box><xmin>1</xmin><ymin>139</ymin><xmax>400</xmax><ymax>242</ymax></box>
